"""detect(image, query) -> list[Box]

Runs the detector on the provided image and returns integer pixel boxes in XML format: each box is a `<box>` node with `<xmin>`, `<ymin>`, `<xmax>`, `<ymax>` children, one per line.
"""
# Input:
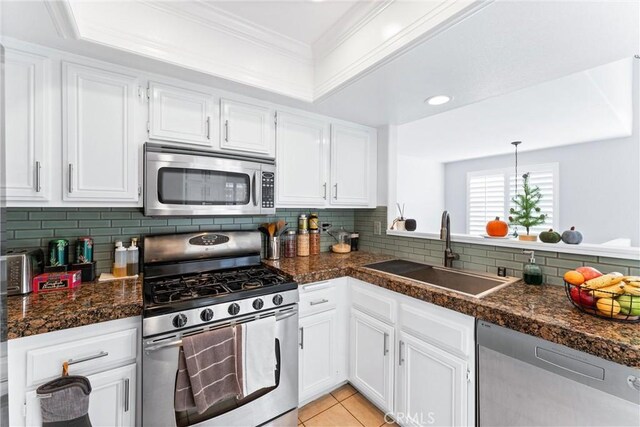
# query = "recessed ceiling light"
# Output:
<box><xmin>425</xmin><ymin>95</ymin><xmax>451</xmax><ymax>105</ymax></box>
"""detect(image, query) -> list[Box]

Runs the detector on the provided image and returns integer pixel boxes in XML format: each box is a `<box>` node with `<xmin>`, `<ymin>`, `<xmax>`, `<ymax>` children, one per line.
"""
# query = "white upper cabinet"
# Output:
<box><xmin>148</xmin><ymin>81</ymin><xmax>216</xmax><ymax>147</ymax></box>
<box><xmin>276</xmin><ymin>112</ymin><xmax>329</xmax><ymax>207</ymax></box>
<box><xmin>3</xmin><ymin>48</ymin><xmax>49</xmax><ymax>202</ymax></box>
<box><xmin>330</xmin><ymin>123</ymin><xmax>376</xmax><ymax>206</ymax></box>
<box><xmin>63</xmin><ymin>62</ymin><xmax>139</xmax><ymax>201</ymax></box>
<box><xmin>220</xmin><ymin>98</ymin><xmax>275</xmax><ymax>157</ymax></box>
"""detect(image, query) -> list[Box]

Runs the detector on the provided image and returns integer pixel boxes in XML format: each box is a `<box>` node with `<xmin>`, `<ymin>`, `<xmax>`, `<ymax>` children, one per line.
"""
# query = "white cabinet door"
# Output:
<box><xmin>349</xmin><ymin>309</ymin><xmax>394</xmax><ymax>413</ymax></box>
<box><xmin>276</xmin><ymin>112</ymin><xmax>329</xmax><ymax>207</ymax></box>
<box><xmin>25</xmin><ymin>363</ymin><xmax>136</xmax><ymax>427</ymax></box>
<box><xmin>221</xmin><ymin>98</ymin><xmax>274</xmax><ymax>157</ymax></box>
<box><xmin>149</xmin><ymin>81</ymin><xmax>215</xmax><ymax>147</ymax></box>
<box><xmin>396</xmin><ymin>332</ymin><xmax>468</xmax><ymax>427</ymax></box>
<box><xmin>62</xmin><ymin>62</ymin><xmax>139</xmax><ymax>201</ymax></box>
<box><xmin>299</xmin><ymin>309</ymin><xmax>338</xmax><ymax>403</ymax></box>
<box><xmin>330</xmin><ymin>123</ymin><xmax>375</xmax><ymax>206</ymax></box>
<box><xmin>3</xmin><ymin>48</ymin><xmax>49</xmax><ymax>201</ymax></box>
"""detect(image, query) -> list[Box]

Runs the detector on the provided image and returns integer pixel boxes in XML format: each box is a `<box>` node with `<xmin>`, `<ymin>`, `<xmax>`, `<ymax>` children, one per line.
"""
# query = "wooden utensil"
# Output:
<box><xmin>267</xmin><ymin>223</ymin><xmax>276</xmax><ymax>237</ymax></box>
<box><xmin>276</xmin><ymin>220</ymin><xmax>286</xmax><ymax>235</ymax></box>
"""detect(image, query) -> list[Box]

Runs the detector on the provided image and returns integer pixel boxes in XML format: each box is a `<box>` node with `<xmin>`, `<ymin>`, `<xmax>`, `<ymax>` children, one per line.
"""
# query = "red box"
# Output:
<box><xmin>33</xmin><ymin>271</ymin><xmax>82</xmax><ymax>293</ymax></box>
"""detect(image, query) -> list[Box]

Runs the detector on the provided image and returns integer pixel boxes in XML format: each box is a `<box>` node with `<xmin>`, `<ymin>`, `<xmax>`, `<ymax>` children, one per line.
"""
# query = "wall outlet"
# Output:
<box><xmin>374</xmin><ymin>221</ymin><xmax>382</xmax><ymax>235</ymax></box>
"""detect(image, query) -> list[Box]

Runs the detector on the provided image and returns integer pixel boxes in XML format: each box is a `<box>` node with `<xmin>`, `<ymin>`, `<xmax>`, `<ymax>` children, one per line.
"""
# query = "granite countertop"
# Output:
<box><xmin>7</xmin><ymin>277</ymin><xmax>142</xmax><ymax>339</ymax></box>
<box><xmin>8</xmin><ymin>251</ymin><xmax>640</xmax><ymax>368</ymax></box>
<box><xmin>265</xmin><ymin>252</ymin><xmax>640</xmax><ymax>368</ymax></box>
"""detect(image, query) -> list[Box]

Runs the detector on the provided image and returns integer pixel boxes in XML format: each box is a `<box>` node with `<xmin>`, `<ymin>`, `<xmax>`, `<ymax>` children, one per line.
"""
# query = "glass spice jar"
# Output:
<box><xmin>298</xmin><ymin>214</ymin><xmax>308</xmax><ymax>231</ymax></box>
<box><xmin>309</xmin><ymin>229</ymin><xmax>320</xmax><ymax>255</ymax></box>
<box><xmin>283</xmin><ymin>230</ymin><xmax>297</xmax><ymax>258</ymax></box>
<box><xmin>297</xmin><ymin>230</ymin><xmax>310</xmax><ymax>257</ymax></box>
<box><xmin>309</xmin><ymin>212</ymin><xmax>319</xmax><ymax>231</ymax></box>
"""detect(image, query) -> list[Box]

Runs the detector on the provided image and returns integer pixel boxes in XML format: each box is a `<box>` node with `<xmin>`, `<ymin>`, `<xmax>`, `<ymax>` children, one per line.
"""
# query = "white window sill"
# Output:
<box><xmin>386</xmin><ymin>230</ymin><xmax>640</xmax><ymax>261</ymax></box>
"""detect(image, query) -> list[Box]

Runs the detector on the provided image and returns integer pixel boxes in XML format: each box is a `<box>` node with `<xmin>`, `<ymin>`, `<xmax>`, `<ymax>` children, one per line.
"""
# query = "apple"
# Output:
<box><xmin>616</xmin><ymin>295</ymin><xmax>640</xmax><ymax>316</ymax></box>
<box><xmin>570</xmin><ymin>286</ymin><xmax>596</xmax><ymax>308</ymax></box>
<box><xmin>575</xmin><ymin>266</ymin><xmax>602</xmax><ymax>281</ymax></box>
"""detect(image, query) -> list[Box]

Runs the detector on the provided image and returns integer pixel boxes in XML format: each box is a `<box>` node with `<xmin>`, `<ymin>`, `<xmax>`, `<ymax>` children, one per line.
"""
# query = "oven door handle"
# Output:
<box><xmin>145</xmin><ymin>310</ymin><xmax>298</xmax><ymax>353</ymax></box>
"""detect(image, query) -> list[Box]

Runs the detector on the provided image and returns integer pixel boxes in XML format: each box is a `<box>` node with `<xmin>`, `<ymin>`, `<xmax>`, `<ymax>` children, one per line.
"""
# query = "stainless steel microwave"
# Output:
<box><xmin>144</xmin><ymin>143</ymin><xmax>275</xmax><ymax>216</ymax></box>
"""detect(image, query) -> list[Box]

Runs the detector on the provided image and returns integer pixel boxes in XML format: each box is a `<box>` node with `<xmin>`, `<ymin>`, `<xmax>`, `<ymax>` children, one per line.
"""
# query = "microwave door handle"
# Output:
<box><xmin>252</xmin><ymin>171</ymin><xmax>258</xmax><ymax>207</ymax></box>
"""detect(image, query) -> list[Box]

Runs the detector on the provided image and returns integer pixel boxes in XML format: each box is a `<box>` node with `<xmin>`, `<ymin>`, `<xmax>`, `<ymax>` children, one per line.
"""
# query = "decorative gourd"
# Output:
<box><xmin>561</xmin><ymin>226</ymin><xmax>583</xmax><ymax>244</ymax></box>
<box><xmin>539</xmin><ymin>229</ymin><xmax>561</xmax><ymax>243</ymax></box>
<box><xmin>486</xmin><ymin>217</ymin><xmax>509</xmax><ymax>237</ymax></box>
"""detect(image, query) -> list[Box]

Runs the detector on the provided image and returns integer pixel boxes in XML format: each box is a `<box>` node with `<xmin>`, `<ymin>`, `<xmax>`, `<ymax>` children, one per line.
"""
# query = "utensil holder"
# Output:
<box><xmin>265</xmin><ymin>236</ymin><xmax>281</xmax><ymax>260</ymax></box>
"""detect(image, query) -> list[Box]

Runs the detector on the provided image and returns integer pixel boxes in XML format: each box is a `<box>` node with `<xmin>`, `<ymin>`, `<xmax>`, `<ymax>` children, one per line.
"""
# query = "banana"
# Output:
<box><xmin>622</xmin><ymin>276</ymin><xmax>640</xmax><ymax>282</ymax></box>
<box><xmin>622</xmin><ymin>285</ymin><xmax>640</xmax><ymax>296</ymax></box>
<box><xmin>624</xmin><ymin>281</ymin><xmax>640</xmax><ymax>288</ymax></box>
<box><xmin>593</xmin><ymin>283</ymin><xmax>626</xmax><ymax>298</ymax></box>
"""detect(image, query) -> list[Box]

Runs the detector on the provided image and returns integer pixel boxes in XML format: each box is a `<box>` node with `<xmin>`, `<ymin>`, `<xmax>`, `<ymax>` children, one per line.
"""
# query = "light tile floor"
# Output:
<box><xmin>298</xmin><ymin>383</ymin><xmax>397</xmax><ymax>427</ymax></box>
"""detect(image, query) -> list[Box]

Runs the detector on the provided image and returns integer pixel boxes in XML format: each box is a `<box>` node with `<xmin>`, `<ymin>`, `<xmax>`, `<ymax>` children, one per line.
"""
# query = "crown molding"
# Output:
<box><xmin>141</xmin><ymin>0</ymin><xmax>313</xmax><ymax>63</ymax></box>
<box><xmin>78</xmin><ymin>22</ymin><xmax>314</xmax><ymax>102</ymax></box>
<box><xmin>44</xmin><ymin>0</ymin><xmax>80</xmax><ymax>39</ymax></box>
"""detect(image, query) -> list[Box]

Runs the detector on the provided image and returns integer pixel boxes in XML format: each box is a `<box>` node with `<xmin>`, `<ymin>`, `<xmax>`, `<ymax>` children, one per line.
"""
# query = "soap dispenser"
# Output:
<box><xmin>522</xmin><ymin>250</ymin><xmax>543</xmax><ymax>285</ymax></box>
<box><xmin>127</xmin><ymin>238</ymin><xmax>139</xmax><ymax>276</ymax></box>
<box><xmin>113</xmin><ymin>241</ymin><xmax>127</xmax><ymax>278</ymax></box>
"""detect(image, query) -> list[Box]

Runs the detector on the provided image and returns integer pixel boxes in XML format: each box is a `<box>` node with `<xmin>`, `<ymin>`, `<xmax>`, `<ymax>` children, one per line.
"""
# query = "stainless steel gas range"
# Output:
<box><xmin>141</xmin><ymin>231</ymin><xmax>299</xmax><ymax>427</ymax></box>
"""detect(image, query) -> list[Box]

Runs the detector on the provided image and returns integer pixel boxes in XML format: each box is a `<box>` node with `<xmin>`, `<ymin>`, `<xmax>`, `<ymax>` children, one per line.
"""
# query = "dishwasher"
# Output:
<box><xmin>477</xmin><ymin>320</ymin><xmax>640</xmax><ymax>426</ymax></box>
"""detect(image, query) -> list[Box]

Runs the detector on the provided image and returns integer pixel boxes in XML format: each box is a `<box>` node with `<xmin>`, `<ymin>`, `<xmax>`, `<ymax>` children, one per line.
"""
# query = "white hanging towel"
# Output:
<box><xmin>242</xmin><ymin>315</ymin><xmax>277</xmax><ymax>396</ymax></box>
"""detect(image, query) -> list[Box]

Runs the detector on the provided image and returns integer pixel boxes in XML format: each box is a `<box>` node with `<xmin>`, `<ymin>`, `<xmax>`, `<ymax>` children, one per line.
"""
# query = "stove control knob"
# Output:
<box><xmin>228</xmin><ymin>303</ymin><xmax>240</xmax><ymax>316</ymax></box>
<box><xmin>252</xmin><ymin>299</ymin><xmax>264</xmax><ymax>310</ymax></box>
<box><xmin>272</xmin><ymin>294</ymin><xmax>283</xmax><ymax>306</ymax></box>
<box><xmin>172</xmin><ymin>313</ymin><xmax>188</xmax><ymax>328</ymax></box>
<box><xmin>200</xmin><ymin>308</ymin><xmax>214</xmax><ymax>322</ymax></box>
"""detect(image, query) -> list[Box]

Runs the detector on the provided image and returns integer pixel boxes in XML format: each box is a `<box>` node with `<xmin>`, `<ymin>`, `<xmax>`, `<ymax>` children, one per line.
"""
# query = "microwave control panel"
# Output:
<box><xmin>261</xmin><ymin>172</ymin><xmax>275</xmax><ymax>208</ymax></box>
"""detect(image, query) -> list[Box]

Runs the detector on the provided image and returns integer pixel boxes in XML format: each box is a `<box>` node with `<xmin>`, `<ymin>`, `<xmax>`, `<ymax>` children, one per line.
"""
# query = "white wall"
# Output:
<box><xmin>444</xmin><ymin>134</ymin><xmax>640</xmax><ymax>245</ymax></box>
<box><xmin>396</xmin><ymin>154</ymin><xmax>444</xmax><ymax>232</ymax></box>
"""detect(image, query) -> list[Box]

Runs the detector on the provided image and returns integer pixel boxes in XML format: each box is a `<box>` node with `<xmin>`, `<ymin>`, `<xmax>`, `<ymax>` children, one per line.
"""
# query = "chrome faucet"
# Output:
<box><xmin>440</xmin><ymin>210</ymin><xmax>459</xmax><ymax>268</ymax></box>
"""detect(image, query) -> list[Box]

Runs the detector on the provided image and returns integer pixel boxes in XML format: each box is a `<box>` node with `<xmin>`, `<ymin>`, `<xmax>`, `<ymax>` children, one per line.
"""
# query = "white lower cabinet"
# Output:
<box><xmin>25</xmin><ymin>363</ymin><xmax>136</xmax><ymax>427</ymax></box>
<box><xmin>299</xmin><ymin>310</ymin><xmax>339</xmax><ymax>402</ymax></box>
<box><xmin>349</xmin><ymin>308</ymin><xmax>395</xmax><ymax>413</ymax></box>
<box><xmin>396</xmin><ymin>332</ymin><xmax>468</xmax><ymax>427</ymax></box>
<box><xmin>8</xmin><ymin>317</ymin><xmax>140</xmax><ymax>427</ymax></box>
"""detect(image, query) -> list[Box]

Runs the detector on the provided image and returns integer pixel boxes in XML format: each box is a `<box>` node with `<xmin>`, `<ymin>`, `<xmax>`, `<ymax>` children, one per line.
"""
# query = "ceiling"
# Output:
<box><xmin>1</xmin><ymin>0</ymin><xmax>638</xmax><ymax>128</ymax></box>
<box><xmin>207</xmin><ymin>0</ymin><xmax>360</xmax><ymax>45</ymax></box>
<box><xmin>396</xmin><ymin>58</ymin><xmax>635</xmax><ymax>163</ymax></box>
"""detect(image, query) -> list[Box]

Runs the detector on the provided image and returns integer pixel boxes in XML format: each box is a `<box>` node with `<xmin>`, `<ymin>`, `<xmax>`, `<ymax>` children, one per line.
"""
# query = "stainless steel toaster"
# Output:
<box><xmin>2</xmin><ymin>249</ymin><xmax>45</xmax><ymax>295</ymax></box>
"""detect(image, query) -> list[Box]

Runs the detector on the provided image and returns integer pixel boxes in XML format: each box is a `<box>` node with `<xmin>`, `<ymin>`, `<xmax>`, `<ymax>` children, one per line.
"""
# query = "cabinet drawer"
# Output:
<box><xmin>26</xmin><ymin>328</ymin><xmax>137</xmax><ymax>387</ymax></box>
<box><xmin>398</xmin><ymin>302</ymin><xmax>473</xmax><ymax>358</ymax></box>
<box><xmin>350</xmin><ymin>281</ymin><xmax>395</xmax><ymax>325</ymax></box>
<box><xmin>299</xmin><ymin>281</ymin><xmax>337</xmax><ymax>317</ymax></box>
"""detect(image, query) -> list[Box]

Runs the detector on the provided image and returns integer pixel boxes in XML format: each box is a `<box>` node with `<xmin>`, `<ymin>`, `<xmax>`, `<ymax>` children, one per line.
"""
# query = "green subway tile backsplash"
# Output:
<box><xmin>355</xmin><ymin>206</ymin><xmax>640</xmax><ymax>286</ymax></box>
<box><xmin>5</xmin><ymin>207</ymin><xmax>355</xmax><ymax>275</ymax></box>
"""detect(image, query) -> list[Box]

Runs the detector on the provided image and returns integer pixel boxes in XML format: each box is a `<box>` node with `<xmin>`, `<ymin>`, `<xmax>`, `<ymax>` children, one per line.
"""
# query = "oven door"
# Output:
<box><xmin>144</xmin><ymin>147</ymin><xmax>267</xmax><ymax>216</ymax></box>
<box><xmin>142</xmin><ymin>308</ymin><xmax>298</xmax><ymax>427</ymax></box>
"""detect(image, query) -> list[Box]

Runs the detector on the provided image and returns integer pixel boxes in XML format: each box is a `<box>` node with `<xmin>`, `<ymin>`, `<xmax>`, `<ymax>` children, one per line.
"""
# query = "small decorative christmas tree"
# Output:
<box><xmin>509</xmin><ymin>173</ymin><xmax>546</xmax><ymax>236</ymax></box>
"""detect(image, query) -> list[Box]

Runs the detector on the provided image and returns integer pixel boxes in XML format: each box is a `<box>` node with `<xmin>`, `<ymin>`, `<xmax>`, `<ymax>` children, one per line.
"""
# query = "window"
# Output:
<box><xmin>466</xmin><ymin>163</ymin><xmax>559</xmax><ymax>235</ymax></box>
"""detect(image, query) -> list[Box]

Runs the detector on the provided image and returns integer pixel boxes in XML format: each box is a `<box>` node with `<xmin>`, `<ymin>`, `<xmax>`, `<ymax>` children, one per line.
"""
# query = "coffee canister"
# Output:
<box><xmin>75</xmin><ymin>237</ymin><xmax>94</xmax><ymax>263</ymax></box>
<box><xmin>48</xmin><ymin>239</ymin><xmax>69</xmax><ymax>266</ymax></box>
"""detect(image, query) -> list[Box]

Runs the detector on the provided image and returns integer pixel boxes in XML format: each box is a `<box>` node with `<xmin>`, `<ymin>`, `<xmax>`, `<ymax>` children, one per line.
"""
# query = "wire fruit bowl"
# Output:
<box><xmin>564</xmin><ymin>281</ymin><xmax>640</xmax><ymax>322</ymax></box>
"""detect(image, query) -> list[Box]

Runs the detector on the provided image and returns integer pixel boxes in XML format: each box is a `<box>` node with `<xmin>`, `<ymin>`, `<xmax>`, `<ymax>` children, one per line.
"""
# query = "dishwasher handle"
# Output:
<box><xmin>535</xmin><ymin>347</ymin><xmax>605</xmax><ymax>380</ymax></box>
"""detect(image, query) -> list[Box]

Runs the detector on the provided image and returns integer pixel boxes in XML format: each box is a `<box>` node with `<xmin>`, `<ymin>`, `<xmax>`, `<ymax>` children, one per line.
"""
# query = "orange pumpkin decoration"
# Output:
<box><xmin>486</xmin><ymin>216</ymin><xmax>509</xmax><ymax>237</ymax></box>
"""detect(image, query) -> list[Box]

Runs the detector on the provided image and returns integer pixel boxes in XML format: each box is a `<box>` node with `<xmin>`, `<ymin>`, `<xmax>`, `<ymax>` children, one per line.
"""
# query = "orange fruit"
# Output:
<box><xmin>564</xmin><ymin>270</ymin><xmax>585</xmax><ymax>286</ymax></box>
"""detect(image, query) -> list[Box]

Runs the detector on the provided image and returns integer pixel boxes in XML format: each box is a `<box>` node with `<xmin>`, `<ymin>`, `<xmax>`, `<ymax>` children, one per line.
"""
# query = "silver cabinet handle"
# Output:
<box><xmin>334</xmin><ymin>183</ymin><xmax>338</xmax><ymax>199</ymax></box>
<box><xmin>398</xmin><ymin>340</ymin><xmax>404</xmax><ymax>365</ymax></box>
<box><xmin>124</xmin><ymin>378</ymin><xmax>130</xmax><ymax>412</ymax></box>
<box><xmin>309</xmin><ymin>299</ymin><xmax>329</xmax><ymax>306</ymax></box>
<box><xmin>68</xmin><ymin>163</ymin><xmax>73</xmax><ymax>193</ymax></box>
<box><xmin>224</xmin><ymin>119</ymin><xmax>229</xmax><ymax>142</ymax></box>
<box><xmin>299</xmin><ymin>327</ymin><xmax>304</xmax><ymax>350</ymax></box>
<box><xmin>323</xmin><ymin>182</ymin><xmax>327</xmax><ymax>199</ymax></box>
<box><xmin>383</xmin><ymin>332</ymin><xmax>389</xmax><ymax>356</ymax></box>
<box><xmin>67</xmin><ymin>350</ymin><xmax>108</xmax><ymax>366</ymax></box>
<box><xmin>252</xmin><ymin>171</ymin><xmax>258</xmax><ymax>207</ymax></box>
<box><xmin>206</xmin><ymin>116</ymin><xmax>211</xmax><ymax>140</ymax></box>
<box><xmin>35</xmin><ymin>161</ymin><xmax>42</xmax><ymax>192</ymax></box>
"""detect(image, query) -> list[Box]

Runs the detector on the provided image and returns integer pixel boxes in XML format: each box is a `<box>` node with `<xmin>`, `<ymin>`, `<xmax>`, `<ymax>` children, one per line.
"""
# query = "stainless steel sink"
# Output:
<box><xmin>364</xmin><ymin>259</ymin><xmax>518</xmax><ymax>298</ymax></box>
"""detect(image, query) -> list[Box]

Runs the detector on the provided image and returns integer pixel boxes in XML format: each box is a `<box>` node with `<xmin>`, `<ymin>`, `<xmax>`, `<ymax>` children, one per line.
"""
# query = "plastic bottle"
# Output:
<box><xmin>127</xmin><ymin>238</ymin><xmax>139</xmax><ymax>276</ymax></box>
<box><xmin>522</xmin><ymin>250</ymin><xmax>543</xmax><ymax>285</ymax></box>
<box><xmin>113</xmin><ymin>241</ymin><xmax>127</xmax><ymax>277</ymax></box>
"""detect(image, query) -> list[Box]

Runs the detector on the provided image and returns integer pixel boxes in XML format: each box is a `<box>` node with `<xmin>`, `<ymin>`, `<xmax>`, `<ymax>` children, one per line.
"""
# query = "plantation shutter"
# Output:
<box><xmin>467</xmin><ymin>173</ymin><xmax>505</xmax><ymax>235</ymax></box>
